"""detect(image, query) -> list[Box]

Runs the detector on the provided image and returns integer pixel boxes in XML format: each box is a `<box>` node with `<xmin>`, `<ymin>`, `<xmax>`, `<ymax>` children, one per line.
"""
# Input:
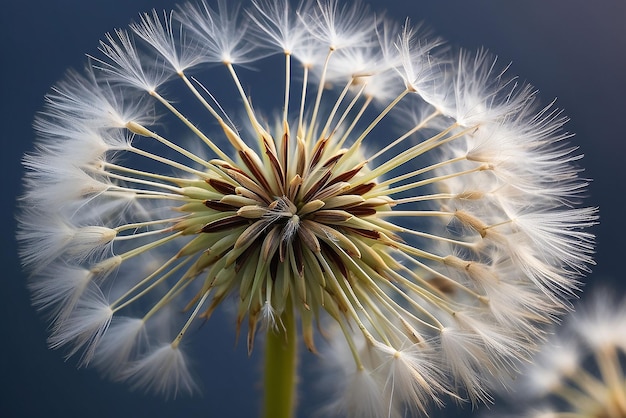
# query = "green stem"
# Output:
<box><xmin>262</xmin><ymin>301</ymin><xmax>298</xmax><ymax>418</ymax></box>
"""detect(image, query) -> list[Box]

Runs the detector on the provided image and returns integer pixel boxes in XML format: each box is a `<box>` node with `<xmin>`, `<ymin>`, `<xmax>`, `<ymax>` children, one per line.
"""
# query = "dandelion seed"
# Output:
<box><xmin>17</xmin><ymin>0</ymin><xmax>596</xmax><ymax>416</ymax></box>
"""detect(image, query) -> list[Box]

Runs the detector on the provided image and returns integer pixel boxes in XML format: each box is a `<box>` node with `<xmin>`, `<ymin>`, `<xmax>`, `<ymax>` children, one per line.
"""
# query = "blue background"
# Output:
<box><xmin>2</xmin><ymin>1</ymin><xmax>625</xmax><ymax>417</ymax></box>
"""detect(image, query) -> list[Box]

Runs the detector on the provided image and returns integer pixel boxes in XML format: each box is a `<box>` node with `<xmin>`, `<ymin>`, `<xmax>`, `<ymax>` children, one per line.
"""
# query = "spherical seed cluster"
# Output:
<box><xmin>487</xmin><ymin>288</ymin><xmax>626</xmax><ymax>418</ymax></box>
<box><xmin>17</xmin><ymin>0</ymin><xmax>596</xmax><ymax>414</ymax></box>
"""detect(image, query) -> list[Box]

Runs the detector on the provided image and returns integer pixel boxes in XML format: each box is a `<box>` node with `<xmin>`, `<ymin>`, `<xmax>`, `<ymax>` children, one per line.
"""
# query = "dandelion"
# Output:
<box><xmin>487</xmin><ymin>287</ymin><xmax>626</xmax><ymax>418</ymax></box>
<box><xmin>17</xmin><ymin>1</ymin><xmax>597</xmax><ymax>417</ymax></box>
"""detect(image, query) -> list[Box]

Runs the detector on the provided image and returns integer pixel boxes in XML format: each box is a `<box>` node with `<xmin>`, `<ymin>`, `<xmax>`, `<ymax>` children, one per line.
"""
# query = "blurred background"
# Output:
<box><xmin>1</xmin><ymin>0</ymin><xmax>624</xmax><ymax>417</ymax></box>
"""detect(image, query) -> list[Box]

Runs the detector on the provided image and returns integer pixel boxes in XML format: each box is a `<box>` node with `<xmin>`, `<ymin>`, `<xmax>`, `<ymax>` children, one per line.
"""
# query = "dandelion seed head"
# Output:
<box><xmin>572</xmin><ymin>288</ymin><xmax>626</xmax><ymax>351</ymax></box>
<box><xmin>489</xmin><ymin>288</ymin><xmax>626</xmax><ymax>418</ymax></box>
<box><xmin>18</xmin><ymin>0</ymin><xmax>596</xmax><ymax>414</ymax></box>
<box><xmin>522</xmin><ymin>337</ymin><xmax>580</xmax><ymax>397</ymax></box>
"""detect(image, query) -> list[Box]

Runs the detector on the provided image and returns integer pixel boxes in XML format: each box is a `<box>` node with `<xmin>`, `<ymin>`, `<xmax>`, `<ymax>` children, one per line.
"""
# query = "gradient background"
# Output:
<box><xmin>1</xmin><ymin>1</ymin><xmax>625</xmax><ymax>417</ymax></box>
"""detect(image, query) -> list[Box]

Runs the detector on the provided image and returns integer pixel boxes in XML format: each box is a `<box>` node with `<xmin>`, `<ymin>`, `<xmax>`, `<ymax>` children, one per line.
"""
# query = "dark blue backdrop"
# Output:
<box><xmin>2</xmin><ymin>1</ymin><xmax>624</xmax><ymax>417</ymax></box>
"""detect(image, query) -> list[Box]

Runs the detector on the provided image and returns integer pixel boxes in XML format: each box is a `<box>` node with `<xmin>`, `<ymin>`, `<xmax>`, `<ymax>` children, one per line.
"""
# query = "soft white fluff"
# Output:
<box><xmin>47</xmin><ymin>284</ymin><xmax>113</xmax><ymax>367</ymax></box>
<box><xmin>94</xmin><ymin>317</ymin><xmax>147</xmax><ymax>379</ymax></box>
<box><xmin>122</xmin><ymin>343</ymin><xmax>197</xmax><ymax>398</ymax></box>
